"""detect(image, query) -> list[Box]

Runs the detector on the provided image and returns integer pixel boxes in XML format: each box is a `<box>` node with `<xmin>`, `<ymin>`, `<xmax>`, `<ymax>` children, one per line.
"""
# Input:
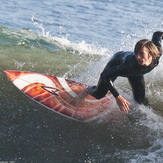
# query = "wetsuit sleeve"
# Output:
<box><xmin>105</xmin><ymin>79</ymin><xmax>119</xmax><ymax>98</ymax></box>
<box><xmin>100</xmin><ymin>64</ymin><xmax>127</xmax><ymax>98</ymax></box>
<box><xmin>152</xmin><ymin>31</ymin><xmax>163</xmax><ymax>56</ymax></box>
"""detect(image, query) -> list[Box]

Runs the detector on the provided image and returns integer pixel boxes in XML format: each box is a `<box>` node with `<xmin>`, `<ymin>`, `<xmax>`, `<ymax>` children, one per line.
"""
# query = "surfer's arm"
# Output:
<box><xmin>100</xmin><ymin>67</ymin><xmax>119</xmax><ymax>98</ymax></box>
<box><xmin>152</xmin><ymin>31</ymin><xmax>163</xmax><ymax>56</ymax></box>
<box><xmin>101</xmin><ymin>76</ymin><xmax>130</xmax><ymax>113</ymax></box>
<box><xmin>100</xmin><ymin>63</ymin><xmax>128</xmax><ymax>98</ymax></box>
<box><xmin>100</xmin><ymin>65</ymin><xmax>130</xmax><ymax>113</ymax></box>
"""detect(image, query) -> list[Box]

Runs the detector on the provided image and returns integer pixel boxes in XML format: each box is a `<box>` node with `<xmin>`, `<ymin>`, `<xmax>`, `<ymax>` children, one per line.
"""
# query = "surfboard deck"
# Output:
<box><xmin>4</xmin><ymin>71</ymin><xmax>113</xmax><ymax>121</ymax></box>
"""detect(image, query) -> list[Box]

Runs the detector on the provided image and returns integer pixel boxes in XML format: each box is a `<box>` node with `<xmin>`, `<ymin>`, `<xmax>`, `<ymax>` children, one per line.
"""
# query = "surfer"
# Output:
<box><xmin>72</xmin><ymin>31</ymin><xmax>163</xmax><ymax>113</ymax></box>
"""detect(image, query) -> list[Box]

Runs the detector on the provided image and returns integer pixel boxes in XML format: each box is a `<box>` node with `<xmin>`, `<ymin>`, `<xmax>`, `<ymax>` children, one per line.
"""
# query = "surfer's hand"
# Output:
<box><xmin>116</xmin><ymin>95</ymin><xmax>130</xmax><ymax>113</ymax></box>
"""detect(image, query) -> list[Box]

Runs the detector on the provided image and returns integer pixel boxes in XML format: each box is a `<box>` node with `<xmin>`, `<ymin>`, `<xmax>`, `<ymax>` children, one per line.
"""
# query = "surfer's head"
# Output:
<box><xmin>134</xmin><ymin>39</ymin><xmax>160</xmax><ymax>66</ymax></box>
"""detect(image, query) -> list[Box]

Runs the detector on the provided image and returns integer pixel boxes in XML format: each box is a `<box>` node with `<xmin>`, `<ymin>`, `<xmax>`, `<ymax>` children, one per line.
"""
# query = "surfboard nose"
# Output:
<box><xmin>4</xmin><ymin>70</ymin><xmax>22</xmax><ymax>82</ymax></box>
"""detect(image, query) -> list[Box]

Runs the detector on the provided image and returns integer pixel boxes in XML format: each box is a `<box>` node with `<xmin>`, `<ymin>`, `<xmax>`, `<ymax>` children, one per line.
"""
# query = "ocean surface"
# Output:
<box><xmin>0</xmin><ymin>0</ymin><xmax>163</xmax><ymax>162</ymax></box>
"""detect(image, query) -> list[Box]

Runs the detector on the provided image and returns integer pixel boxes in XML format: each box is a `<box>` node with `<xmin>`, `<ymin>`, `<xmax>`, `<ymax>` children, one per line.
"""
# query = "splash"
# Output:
<box><xmin>52</xmin><ymin>37</ymin><xmax>110</xmax><ymax>56</ymax></box>
<box><xmin>31</xmin><ymin>14</ymin><xmax>50</xmax><ymax>37</ymax></box>
<box><xmin>31</xmin><ymin>14</ymin><xmax>111</xmax><ymax>57</ymax></box>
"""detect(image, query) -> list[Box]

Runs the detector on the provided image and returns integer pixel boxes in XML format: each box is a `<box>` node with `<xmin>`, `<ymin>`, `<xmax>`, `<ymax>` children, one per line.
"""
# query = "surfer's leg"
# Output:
<box><xmin>128</xmin><ymin>76</ymin><xmax>149</xmax><ymax>105</ymax></box>
<box><xmin>91</xmin><ymin>76</ymin><xmax>117</xmax><ymax>98</ymax></box>
<box><xmin>72</xmin><ymin>53</ymin><xmax>122</xmax><ymax>105</ymax></box>
<box><xmin>71</xmin><ymin>78</ymin><xmax>109</xmax><ymax>106</ymax></box>
<box><xmin>90</xmin><ymin>78</ymin><xmax>109</xmax><ymax>99</ymax></box>
<box><xmin>71</xmin><ymin>71</ymin><xmax>117</xmax><ymax>106</ymax></box>
<box><xmin>70</xmin><ymin>86</ymin><xmax>96</xmax><ymax>106</ymax></box>
<box><xmin>70</xmin><ymin>87</ymin><xmax>89</xmax><ymax>106</ymax></box>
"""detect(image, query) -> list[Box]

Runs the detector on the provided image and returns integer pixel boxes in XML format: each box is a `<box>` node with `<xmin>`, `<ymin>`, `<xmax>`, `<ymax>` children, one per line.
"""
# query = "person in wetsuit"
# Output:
<box><xmin>72</xmin><ymin>31</ymin><xmax>163</xmax><ymax>113</ymax></box>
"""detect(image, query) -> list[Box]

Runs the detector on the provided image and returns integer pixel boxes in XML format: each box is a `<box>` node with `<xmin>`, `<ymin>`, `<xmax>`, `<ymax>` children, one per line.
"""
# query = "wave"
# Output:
<box><xmin>0</xmin><ymin>23</ymin><xmax>111</xmax><ymax>56</ymax></box>
<box><xmin>0</xmin><ymin>23</ymin><xmax>163</xmax><ymax>163</ymax></box>
<box><xmin>0</xmin><ymin>24</ymin><xmax>110</xmax><ymax>80</ymax></box>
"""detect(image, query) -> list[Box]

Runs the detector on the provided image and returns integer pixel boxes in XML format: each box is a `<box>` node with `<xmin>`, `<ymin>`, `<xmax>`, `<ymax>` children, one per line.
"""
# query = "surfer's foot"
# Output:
<box><xmin>71</xmin><ymin>87</ymin><xmax>92</xmax><ymax>107</ymax></box>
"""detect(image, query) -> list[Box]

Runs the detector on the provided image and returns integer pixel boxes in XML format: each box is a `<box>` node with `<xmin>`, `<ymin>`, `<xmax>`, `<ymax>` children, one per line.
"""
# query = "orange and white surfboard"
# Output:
<box><xmin>4</xmin><ymin>71</ymin><xmax>112</xmax><ymax>121</ymax></box>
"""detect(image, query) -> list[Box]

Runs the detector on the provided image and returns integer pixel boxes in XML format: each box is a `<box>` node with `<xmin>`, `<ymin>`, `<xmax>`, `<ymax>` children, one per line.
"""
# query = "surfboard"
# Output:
<box><xmin>4</xmin><ymin>71</ymin><xmax>113</xmax><ymax>121</ymax></box>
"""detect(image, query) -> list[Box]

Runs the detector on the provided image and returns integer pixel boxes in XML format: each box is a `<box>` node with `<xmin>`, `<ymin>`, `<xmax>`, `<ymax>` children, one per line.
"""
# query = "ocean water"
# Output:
<box><xmin>0</xmin><ymin>0</ymin><xmax>163</xmax><ymax>162</ymax></box>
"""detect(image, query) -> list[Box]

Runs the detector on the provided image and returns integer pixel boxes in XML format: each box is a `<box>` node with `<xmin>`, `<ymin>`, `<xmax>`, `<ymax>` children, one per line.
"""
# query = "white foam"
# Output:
<box><xmin>52</xmin><ymin>36</ymin><xmax>110</xmax><ymax>56</ymax></box>
<box><xmin>32</xmin><ymin>14</ymin><xmax>111</xmax><ymax>57</ymax></box>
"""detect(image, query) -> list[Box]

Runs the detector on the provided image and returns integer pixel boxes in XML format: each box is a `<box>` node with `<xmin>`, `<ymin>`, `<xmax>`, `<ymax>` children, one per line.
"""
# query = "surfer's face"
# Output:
<box><xmin>135</xmin><ymin>47</ymin><xmax>153</xmax><ymax>66</ymax></box>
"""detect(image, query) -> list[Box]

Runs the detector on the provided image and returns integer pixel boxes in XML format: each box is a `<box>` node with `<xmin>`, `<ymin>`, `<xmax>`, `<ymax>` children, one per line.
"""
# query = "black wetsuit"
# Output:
<box><xmin>90</xmin><ymin>31</ymin><xmax>163</xmax><ymax>105</ymax></box>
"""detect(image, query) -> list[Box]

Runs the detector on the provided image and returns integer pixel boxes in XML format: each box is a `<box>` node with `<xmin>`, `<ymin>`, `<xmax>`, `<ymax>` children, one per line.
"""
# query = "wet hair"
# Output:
<box><xmin>134</xmin><ymin>39</ymin><xmax>160</xmax><ymax>59</ymax></box>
